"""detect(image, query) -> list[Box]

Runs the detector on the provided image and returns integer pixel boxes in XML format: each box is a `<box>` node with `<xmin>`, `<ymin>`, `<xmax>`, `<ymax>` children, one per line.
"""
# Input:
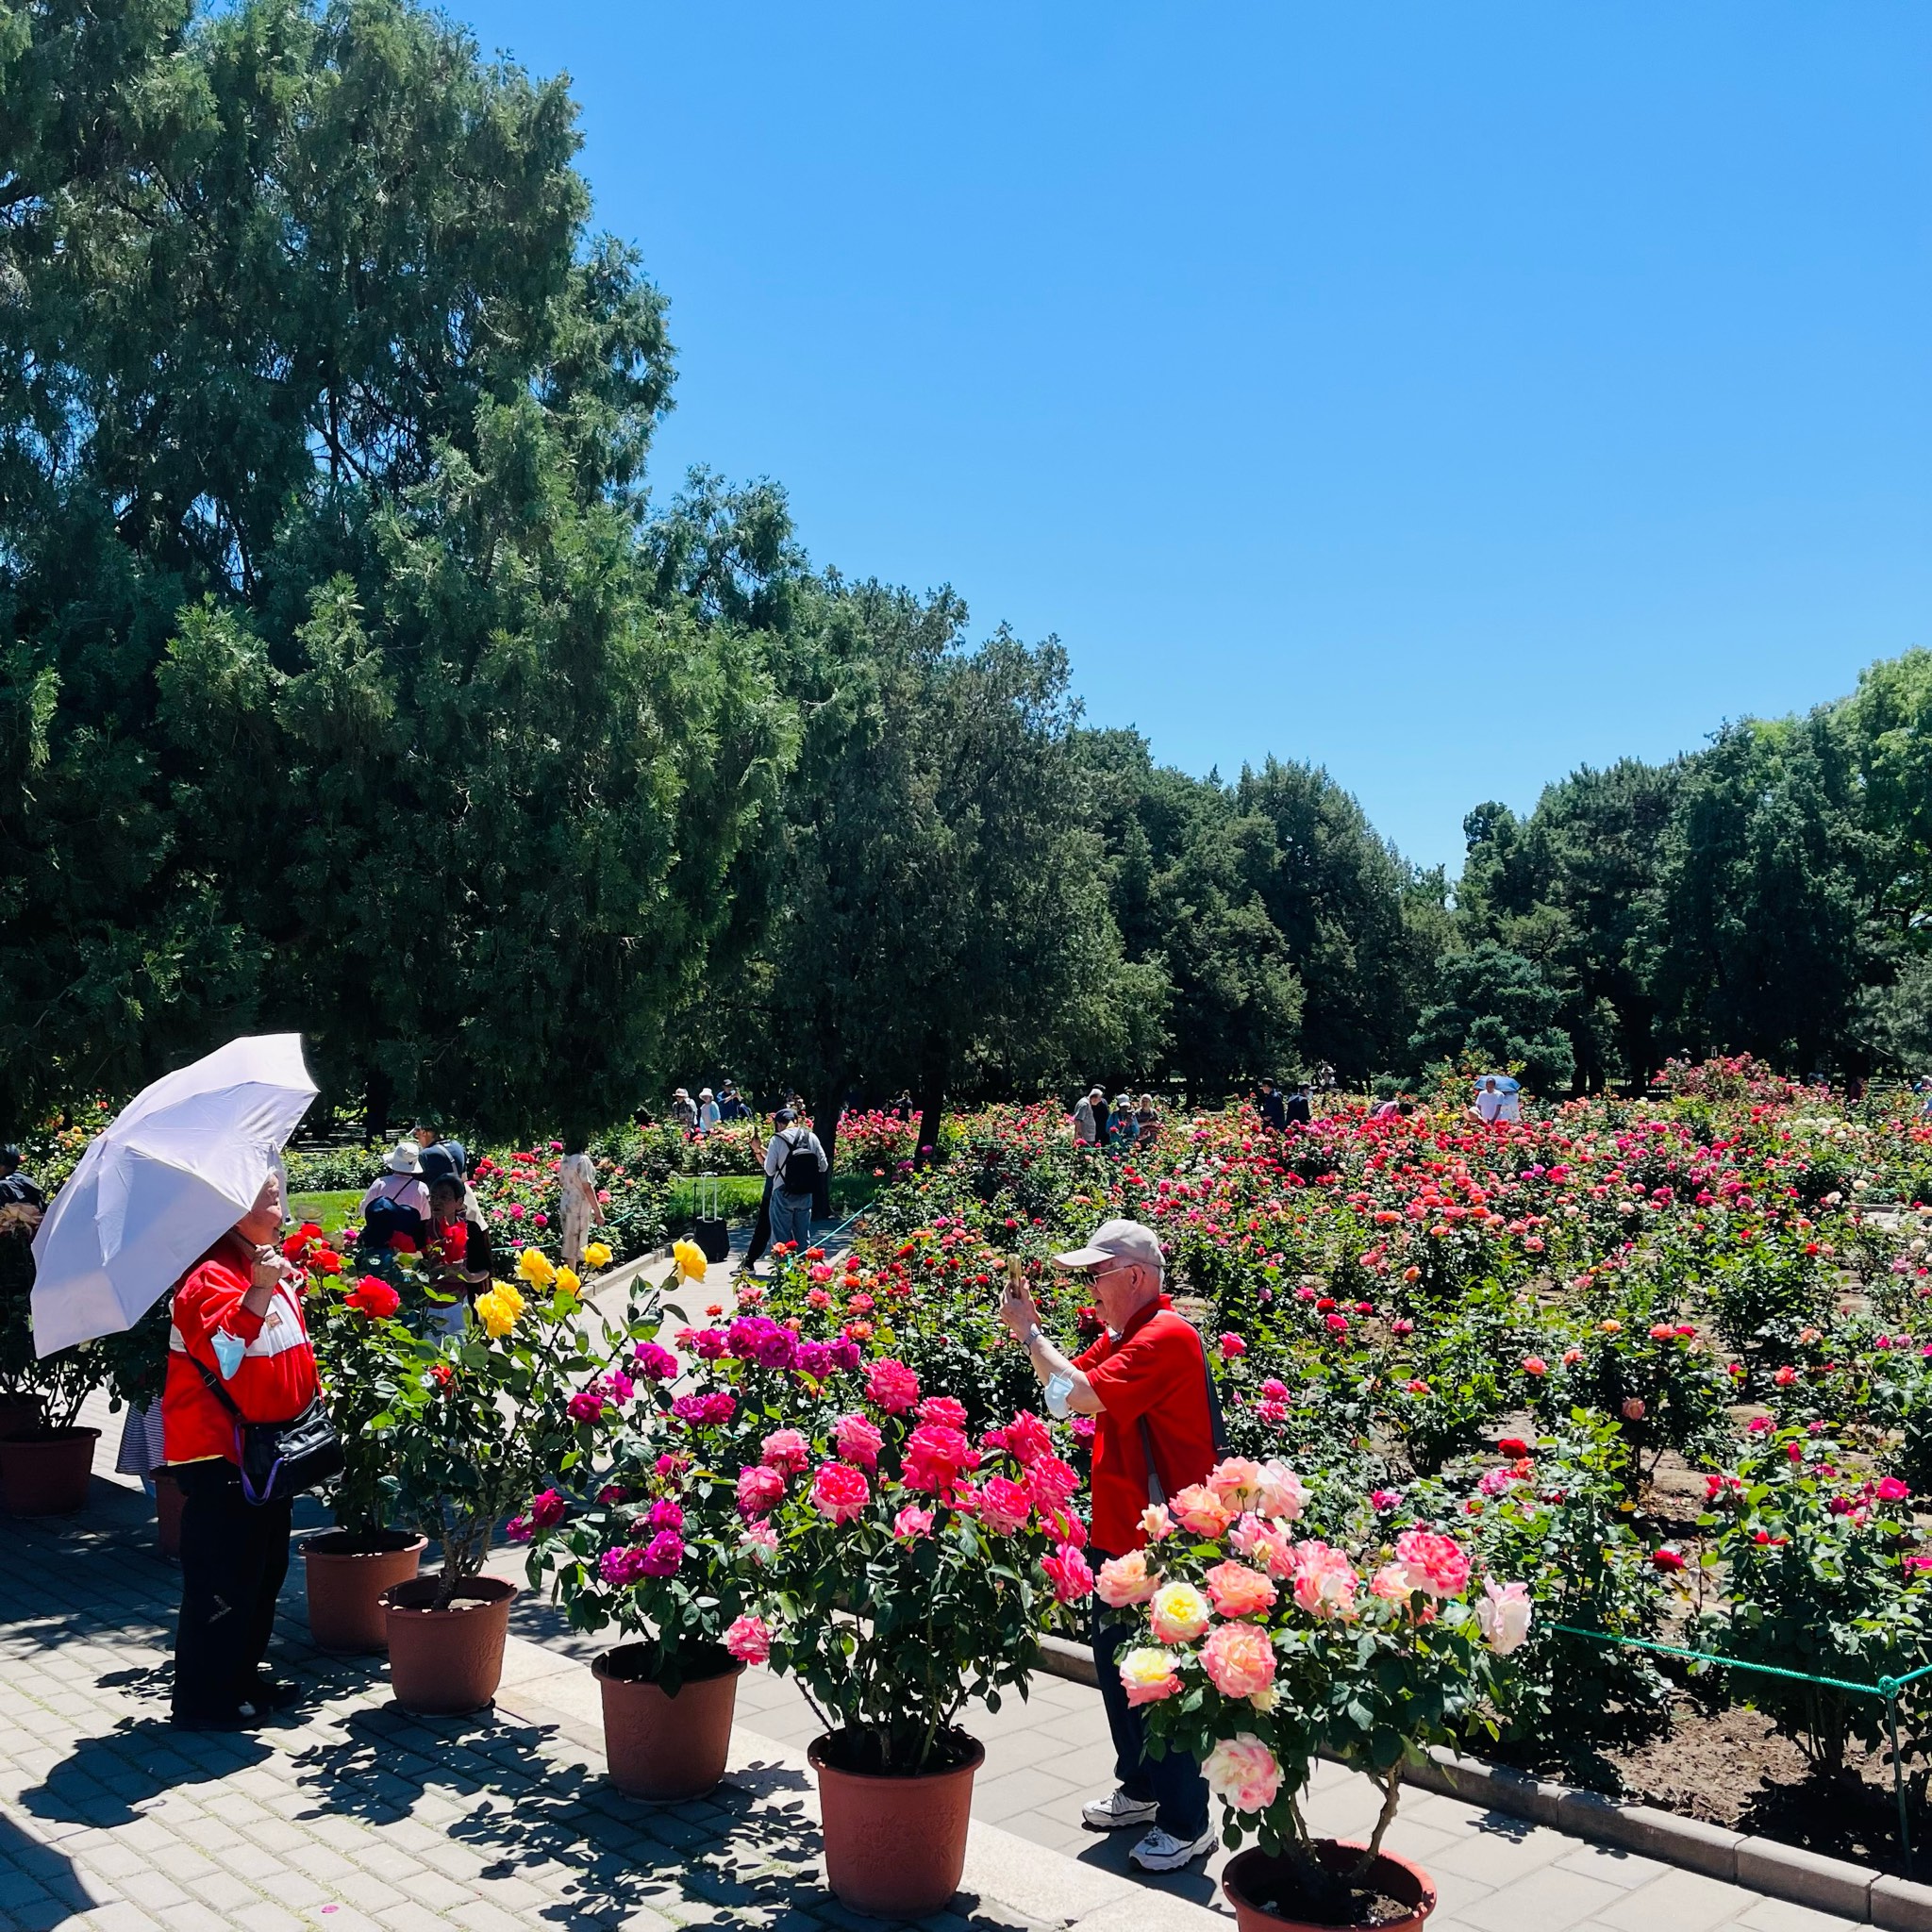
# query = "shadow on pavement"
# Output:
<box><xmin>20</xmin><ymin>1721</ymin><xmax>273</xmax><ymax>1832</ymax></box>
<box><xmin>0</xmin><ymin>1811</ymin><xmax>98</xmax><ymax>1927</ymax></box>
<box><xmin>288</xmin><ymin>1701</ymin><xmax>823</xmax><ymax>1926</ymax></box>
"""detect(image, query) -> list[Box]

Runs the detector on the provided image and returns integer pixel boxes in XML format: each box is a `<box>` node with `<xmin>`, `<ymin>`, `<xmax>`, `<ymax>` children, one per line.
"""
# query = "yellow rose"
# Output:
<box><xmin>517</xmin><ymin>1248</ymin><xmax>557</xmax><ymax>1288</ymax></box>
<box><xmin>673</xmin><ymin>1238</ymin><xmax>708</xmax><ymax>1283</ymax></box>
<box><xmin>583</xmin><ymin>1241</ymin><xmax>613</xmax><ymax>1270</ymax></box>
<box><xmin>1148</xmin><ymin>1581</ymin><xmax>1211</xmax><ymax>1645</ymax></box>
<box><xmin>1117</xmin><ymin>1646</ymin><xmax>1182</xmax><ymax>1707</ymax></box>
<box><xmin>555</xmin><ymin>1265</ymin><xmax>581</xmax><ymax>1296</ymax></box>
<box><xmin>475</xmin><ymin>1288</ymin><xmax>517</xmax><ymax>1338</ymax></box>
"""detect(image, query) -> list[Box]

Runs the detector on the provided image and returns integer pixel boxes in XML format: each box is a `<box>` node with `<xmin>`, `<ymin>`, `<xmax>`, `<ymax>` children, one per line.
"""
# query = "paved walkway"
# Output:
<box><xmin>0</xmin><ymin>1226</ymin><xmax>1859</xmax><ymax>1931</ymax></box>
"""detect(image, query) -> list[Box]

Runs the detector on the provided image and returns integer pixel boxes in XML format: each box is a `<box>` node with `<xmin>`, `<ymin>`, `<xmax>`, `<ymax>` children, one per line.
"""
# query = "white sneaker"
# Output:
<box><xmin>1081</xmin><ymin>1788</ymin><xmax>1159</xmax><ymax>1832</ymax></box>
<box><xmin>1128</xmin><ymin>1824</ymin><xmax>1216</xmax><ymax>1871</ymax></box>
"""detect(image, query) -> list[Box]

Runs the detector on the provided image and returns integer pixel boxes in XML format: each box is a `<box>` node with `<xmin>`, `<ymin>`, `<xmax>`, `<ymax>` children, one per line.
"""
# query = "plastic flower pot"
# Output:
<box><xmin>303</xmin><ymin>1530</ymin><xmax>428</xmax><ymax>1653</ymax></box>
<box><xmin>594</xmin><ymin>1644</ymin><xmax>742</xmax><ymax>1799</ymax></box>
<box><xmin>154</xmin><ymin>1467</ymin><xmax>186</xmax><ymax>1558</ymax></box>
<box><xmin>0</xmin><ymin>1426</ymin><xmax>100</xmax><ymax>1516</ymax></box>
<box><xmin>381</xmin><ymin>1574</ymin><xmax>517</xmax><ymax>1713</ymax></box>
<box><xmin>1223</xmin><ymin>1840</ymin><xmax>1438</xmax><ymax>1932</ymax></box>
<box><xmin>808</xmin><ymin>1731</ymin><xmax>984</xmax><ymax>1920</ymax></box>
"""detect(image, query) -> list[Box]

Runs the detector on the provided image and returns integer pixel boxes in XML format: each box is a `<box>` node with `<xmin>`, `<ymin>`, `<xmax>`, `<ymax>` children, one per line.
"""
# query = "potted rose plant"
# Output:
<box><xmin>517</xmin><ymin>1304</ymin><xmax>779</xmax><ymax>1799</ymax></box>
<box><xmin>753</xmin><ymin>1355</ymin><xmax>1095</xmax><ymax>1919</ymax></box>
<box><xmin>300</xmin><ymin>1229</ymin><xmax>430</xmax><ymax>1652</ymax></box>
<box><xmin>370</xmin><ymin>1245</ymin><xmax>619</xmax><ymax>1712</ymax></box>
<box><xmin>1108</xmin><ymin>1456</ymin><xmax>1531</xmax><ymax>1932</ymax></box>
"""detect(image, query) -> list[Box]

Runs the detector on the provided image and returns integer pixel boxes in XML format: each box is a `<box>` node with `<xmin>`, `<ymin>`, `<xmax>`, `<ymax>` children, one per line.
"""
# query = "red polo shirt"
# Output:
<box><xmin>1076</xmin><ymin>1295</ymin><xmax>1218</xmax><ymax>1555</ymax></box>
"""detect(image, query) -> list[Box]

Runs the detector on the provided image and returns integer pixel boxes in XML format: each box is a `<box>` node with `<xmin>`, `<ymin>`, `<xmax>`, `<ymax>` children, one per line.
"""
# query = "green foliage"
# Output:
<box><xmin>1408</xmin><ymin>941</ymin><xmax>1575</xmax><ymax>1095</ymax></box>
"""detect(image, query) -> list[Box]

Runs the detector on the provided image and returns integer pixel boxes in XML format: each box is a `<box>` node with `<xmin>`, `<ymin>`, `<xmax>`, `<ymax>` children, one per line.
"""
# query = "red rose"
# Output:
<box><xmin>346</xmin><ymin>1275</ymin><xmax>400</xmax><ymax>1320</ymax></box>
<box><xmin>389</xmin><ymin>1232</ymin><xmax>418</xmax><ymax>1255</ymax></box>
<box><xmin>441</xmin><ymin>1221</ymin><xmax>469</xmax><ymax>1259</ymax></box>
<box><xmin>1497</xmin><ymin>1437</ymin><xmax>1531</xmax><ymax>1459</ymax></box>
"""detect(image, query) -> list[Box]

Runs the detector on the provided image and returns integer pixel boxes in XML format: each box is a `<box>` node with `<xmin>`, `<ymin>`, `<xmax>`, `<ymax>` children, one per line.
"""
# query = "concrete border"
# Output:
<box><xmin>1034</xmin><ymin>1634</ymin><xmax>1932</xmax><ymax>1926</ymax></box>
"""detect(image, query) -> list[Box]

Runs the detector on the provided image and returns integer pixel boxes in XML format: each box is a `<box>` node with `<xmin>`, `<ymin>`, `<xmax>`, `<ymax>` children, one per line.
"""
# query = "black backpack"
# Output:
<box><xmin>780</xmin><ymin>1129</ymin><xmax>820</xmax><ymax>1194</ymax></box>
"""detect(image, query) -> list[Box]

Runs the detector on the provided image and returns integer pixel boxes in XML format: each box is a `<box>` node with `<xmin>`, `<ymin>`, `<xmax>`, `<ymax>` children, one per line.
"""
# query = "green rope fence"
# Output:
<box><xmin>1550</xmin><ymin>1624</ymin><xmax>1932</xmax><ymax>1878</ymax></box>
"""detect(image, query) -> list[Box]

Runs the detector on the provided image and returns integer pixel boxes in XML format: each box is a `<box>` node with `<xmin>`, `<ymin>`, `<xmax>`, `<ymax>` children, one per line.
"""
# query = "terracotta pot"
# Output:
<box><xmin>304</xmin><ymin>1530</ymin><xmax>428</xmax><ymax>1652</ymax></box>
<box><xmin>382</xmin><ymin>1574</ymin><xmax>517</xmax><ymax>1713</ymax></box>
<box><xmin>0</xmin><ymin>1427</ymin><xmax>100</xmax><ymax>1515</ymax></box>
<box><xmin>0</xmin><ymin>1396</ymin><xmax>45</xmax><ymax>1441</ymax></box>
<box><xmin>1223</xmin><ymin>1840</ymin><xmax>1438</xmax><ymax>1932</ymax></box>
<box><xmin>808</xmin><ymin>1731</ymin><xmax>984</xmax><ymax>1920</ymax></box>
<box><xmin>594</xmin><ymin>1644</ymin><xmax>742</xmax><ymax>1800</ymax></box>
<box><xmin>154</xmin><ymin>1468</ymin><xmax>186</xmax><ymax>1558</ymax></box>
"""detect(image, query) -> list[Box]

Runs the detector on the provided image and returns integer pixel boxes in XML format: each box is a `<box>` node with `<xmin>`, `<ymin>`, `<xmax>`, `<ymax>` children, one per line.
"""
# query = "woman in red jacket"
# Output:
<box><xmin>161</xmin><ymin>1169</ymin><xmax>317</xmax><ymax>1729</ymax></box>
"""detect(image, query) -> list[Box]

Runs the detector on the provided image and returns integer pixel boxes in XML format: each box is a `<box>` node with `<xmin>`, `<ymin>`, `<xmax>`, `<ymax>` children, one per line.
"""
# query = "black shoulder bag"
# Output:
<box><xmin>1138</xmin><ymin>1324</ymin><xmax>1232</xmax><ymax>1507</ymax></box>
<box><xmin>192</xmin><ymin>1357</ymin><xmax>344</xmax><ymax>1507</ymax></box>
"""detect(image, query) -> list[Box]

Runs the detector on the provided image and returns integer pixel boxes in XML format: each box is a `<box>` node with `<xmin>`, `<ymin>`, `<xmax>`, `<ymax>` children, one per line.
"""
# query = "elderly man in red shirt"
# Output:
<box><xmin>999</xmin><ymin>1218</ymin><xmax>1218</xmax><ymax>1873</ymax></box>
<box><xmin>161</xmin><ymin>1170</ymin><xmax>317</xmax><ymax>1729</ymax></box>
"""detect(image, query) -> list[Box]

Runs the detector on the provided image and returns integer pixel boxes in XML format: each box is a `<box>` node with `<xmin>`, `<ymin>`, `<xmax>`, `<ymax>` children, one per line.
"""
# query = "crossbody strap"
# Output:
<box><xmin>1137</xmin><ymin>1324</ymin><xmax>1231</xmax><ymax>1506</ymax></box>
<box><xmin>191</xmin><ymin>1353</ymin><xmax>246</xmax><ymax>1423</ymax></box>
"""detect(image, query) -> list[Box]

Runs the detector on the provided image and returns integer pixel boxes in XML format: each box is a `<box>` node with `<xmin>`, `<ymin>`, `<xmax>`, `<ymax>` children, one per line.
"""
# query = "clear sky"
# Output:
<box><xmin>447</xmin><ymin>2</ymin><xmax>1931</xmax><ymax>874</ymax></box>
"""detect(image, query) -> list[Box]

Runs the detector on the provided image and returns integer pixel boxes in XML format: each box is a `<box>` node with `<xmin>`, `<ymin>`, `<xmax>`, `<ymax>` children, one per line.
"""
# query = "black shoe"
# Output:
<box><xmin>171</xmin><ymin>1707</ymin><xmax>256</xmax><ymax>1732</ymax></box>
<box><xmin>245</xmin><ymin>1676</ymin><xmax>303</xmax><ymax>1713</ymax></box>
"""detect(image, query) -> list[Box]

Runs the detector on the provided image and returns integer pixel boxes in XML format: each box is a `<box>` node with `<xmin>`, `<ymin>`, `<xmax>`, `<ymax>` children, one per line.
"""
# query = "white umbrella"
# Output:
<box><xmin>29</xmin><ymin>1034</ymin><xmax>319</xmax><ymax>1357</ymax></box>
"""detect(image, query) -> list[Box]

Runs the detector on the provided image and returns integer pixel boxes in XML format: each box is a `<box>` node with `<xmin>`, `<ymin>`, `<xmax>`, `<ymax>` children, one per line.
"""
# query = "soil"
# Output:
<box><xmin>1507</xmin><ymin>1693</ymin><xmax>1921</xmax><ymax>1877</ymax></box>
<box><xmin>1225</xmin><ymin>1851</ymin><xmax>1420</xmax><ymax>1928</ymax></box>
<box><xmin>813</xmin><ymin>1724</ymin><xmax>981</xmax><ymax>1778</ymax></box>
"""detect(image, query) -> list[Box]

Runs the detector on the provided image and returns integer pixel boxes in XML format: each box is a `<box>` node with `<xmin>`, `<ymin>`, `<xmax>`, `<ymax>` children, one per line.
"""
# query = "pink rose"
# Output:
<box><xmin>1024</xmin><ymin>1453</ymin><xmax>1080</xmax><ymax>1512</ymax></box>
<box><xmin>736</xmin><ymin>1465</ymin><xmax>786</xmax><ymax>1518</ymax></box>
<box><xmin>1289</xmin><ymin>1541</ymin><xmax>1358</xmax><ymax>1620</ymax></box>
<box><xmin>1201</xmin><ymin>1620</ymin><xmax>1276</xmax><ymax>1699</ymax></box>
<box><xmin>1231</xmin><ymin>1514</ymin><xmax>1298</xmax><ymax>1580</ymax></box>
<box><xmin>1140</xmin><ymin>1503</ymin><xmax>1174</xmax><ymax>1541</ymax></box>
<box><xmin>833</xmin><ymin>1412</ymin><xmax>884</xmax><ymax>1468</ymax></box>
<box><xmin>1170</xmin><ymin>1484</ymin><xmax>1235</xmax><ymax>1539</ymax></box>
<box><xmin>980</xmin><ymin>1475</ymin><xmax>1033</xmax><ymax>1536</ymax></box>
<box><xmin>1042</xmin><ymin>1542</ymin><xmax>1094</xmax><ymax>1604</ymax></box>
<box><xmin>1118</xmin><ymin>1645</ymin><xmax>1182</xmax><ymax>1707</ymax></box>
<box><xmin>892</xmin><ymin>1503</ymin><xmax>935</xmax><ymax>1540</ymax></box>
<box><xmin>1095</xmin><ymin>1550</ymin><xmax>1160</xmax><ymax>1607</ymax></box>
<box><xmin>1206</xmin><ymin>1457</ymin><xmax>1265</xmax><ymax>1509</ymax></box>
<box><xmin>1203</xmin><ymin>1733</ymin><xmax>1283</xmax><ymax>1813</ymax></box>
<box><xmin>1003</xmin><ymin>1410</ymin><xmax>1053</xmax><ymax>1467</ymax></box>
<box><xmin>1392</xmin><ymin>1529</ymin><xmax>1471</xmax><ymax>1598</ymax></box>
<box><xmin>864</xmin><ymin>1357</ymin><xmax>922</xmax><ymax>1414</ymax></box>
<box><xmin>761</xmin><ymin>1429</ymin><xmax>810</xmax><ymax>1474</ymax></box>
<box><xmin>810</xmin><ymin>1461</ymin><xmax>872</xmax><ymax>1524</ymax></box>
<box><xmin>724</xmin><ymin>1614</ymin><xmax>773</xmax><ymax>1664</ymax></box>
<box><xmin>1204</xmin><ymin>1559</ymin><xmax>1277</xmax><ymax>1620</ymax></box>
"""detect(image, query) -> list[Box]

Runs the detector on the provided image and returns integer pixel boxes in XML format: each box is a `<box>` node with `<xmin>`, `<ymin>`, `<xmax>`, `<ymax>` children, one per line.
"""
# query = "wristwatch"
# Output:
<box><xmin>1023</xmin><ymin>1324</ymin><xmax>1043</xmax><ymax>1347</ymax></box>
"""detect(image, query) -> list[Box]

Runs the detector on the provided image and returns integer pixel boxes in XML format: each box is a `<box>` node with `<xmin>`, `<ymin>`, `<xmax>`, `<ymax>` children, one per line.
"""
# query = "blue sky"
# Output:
<box><xmin>449</xmin><ymin>2</ymin><xmax>1931</xmax><ymax>874</ymax></box>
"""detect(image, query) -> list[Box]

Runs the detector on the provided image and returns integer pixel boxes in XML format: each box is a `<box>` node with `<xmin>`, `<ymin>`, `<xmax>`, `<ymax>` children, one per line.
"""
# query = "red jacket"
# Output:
<box><xmin>161</xmin><ymin>1235</ymin><xmax>319</xmax><ymax>1467</ymax></box>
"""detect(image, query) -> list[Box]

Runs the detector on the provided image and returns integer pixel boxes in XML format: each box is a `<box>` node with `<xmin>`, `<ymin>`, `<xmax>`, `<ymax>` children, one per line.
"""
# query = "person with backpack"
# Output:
<box><xmin>358</xmin><ymin>1144</ymin><xmax>430</xmax><ymax>1254</ymax></box>
<box><xmin>997</xmin><ymin>1218</ymin><xmax>1219</xmax><ymax>1873</ymax></box>
<box><xmin>763</xmin><ymin>1108</ymin><xmax>827</xmax><ymax>1253</ymax></box>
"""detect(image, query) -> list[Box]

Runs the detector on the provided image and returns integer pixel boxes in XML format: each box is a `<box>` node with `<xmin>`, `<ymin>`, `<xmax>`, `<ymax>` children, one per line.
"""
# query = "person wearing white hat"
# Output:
<box><xmin>358</xmin><ymin>1142</ymin><xmax>430</xmax><ymax>1252</ymax></box>
<box><xmin>998</xmin><ymin>1219</ymin><xmax>1218</xmax><ymax>1873</ymax></box>
<box><xmin>697</xmin><ymin>1088</ymin><xmax>721</xmax><ymax>1134</ymax></box>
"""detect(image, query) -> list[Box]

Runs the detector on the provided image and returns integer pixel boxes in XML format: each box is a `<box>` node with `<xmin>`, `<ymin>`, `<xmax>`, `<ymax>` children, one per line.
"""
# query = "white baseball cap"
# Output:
<box><xmin>1053</xmin><ymin>1219</ymin><xmax>1165</xmax><ymax>1273</ymax></box>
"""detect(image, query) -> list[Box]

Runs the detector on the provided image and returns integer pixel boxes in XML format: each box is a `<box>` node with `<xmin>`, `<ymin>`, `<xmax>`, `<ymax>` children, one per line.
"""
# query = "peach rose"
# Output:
<box><xmin>1290</xmin><ymin>1541</ymin><xmax>1358</xmax><ymax>1620</ymax></box>
<box><xmin>1140</xmin><ymin>1503</ymin><xmax>1175</xmax><ymax>1541</ymax></box>
<box><xmin>1148</xmin><ymin>1580</ymin><xmax>1212</xmax><ymax>1644</ymax></box>
<box><xmin>1206</xmin><ymin>1456</ymin><xmax>1266</xmax><ymax>1509</ymax></box>
<box><xmin>1231</xmin><ymin>1514</ymin><xmax>1298</xmax><ymax>1580</ymax></box>
<box><xmin>1203</xmin><ymin>1559</ymin><xmax>1277</xmax><ymax>1620</ymax></box>
<box><xmin>1201</xmin><ymin>1620</ymin><xmax>1276</xmax><ymax>1700</ymax></box>
<box><xmin>1203</xmin><ymin>1732</ymin><xmax>1283</xmax><ymax>1813</ymax></box>
<box><xmin>1476</xmin><ymin>1578</ymin><xmax>1533</xmax><ymax>1656</ymax></box>
<box><xmin>1096</xmin><ymin>1549</ymin><xmax>1161</xmax><ymax>1607</ymax></box>
<box><xmin>1254</xmin><ymin>1460</ymin><xmax>1307</xmax><ymax>1520</ymax></box>
<box><xmin>1118</xmin><ymin>1645</ymin><xmax>1182</xmax><ymax>1707</ymax></box>
<box><xmin>1170</xmin><ymin>1484</ymin><xmax>1235</xmax><ymax>1539</ymax></box>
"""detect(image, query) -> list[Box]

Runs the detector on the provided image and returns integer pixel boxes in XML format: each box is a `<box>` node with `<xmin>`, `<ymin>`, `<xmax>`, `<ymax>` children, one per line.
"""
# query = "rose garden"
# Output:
<box><xmin>9</xmin><ymin>1059</ymin><xmax>1932</xmax><ymax>1927</ymax></box>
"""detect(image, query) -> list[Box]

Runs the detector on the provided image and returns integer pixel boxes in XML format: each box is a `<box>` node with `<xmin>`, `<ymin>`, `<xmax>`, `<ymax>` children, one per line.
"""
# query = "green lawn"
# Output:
<box><xmin>289</xmin><ymin>1189</ymin><xmax>361</xmax><ymax>1236</ymax></box>
<box><xmin>666</xmin><ymin>1173</ymin><xmax>877</xmax><ymax>1224</ymax></box>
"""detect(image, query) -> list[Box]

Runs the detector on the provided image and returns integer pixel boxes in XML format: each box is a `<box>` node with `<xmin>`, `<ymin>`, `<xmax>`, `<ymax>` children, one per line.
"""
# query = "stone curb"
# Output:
<box><xmin>1033</xmin><ymin>1636</ymin><xmax>1932</xmax><ymax>1926</ymax></box>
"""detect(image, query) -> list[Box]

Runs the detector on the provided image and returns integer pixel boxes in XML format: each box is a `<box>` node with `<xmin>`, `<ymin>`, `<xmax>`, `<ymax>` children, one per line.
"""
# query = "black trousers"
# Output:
<box><xmin>744</xmin><ymin>1177</ymin><xmax>774</xmax><ymax>1266</ymax></box>
<box><xmin>172</xmin><ymin>1459</ymin><xmax>292</xmax><ymax>1719</ymax></box>
<box><xmin>1091</xmin><ymin>1556</ymin><xmax>1210</xmax><ymax>1839</ymax></box>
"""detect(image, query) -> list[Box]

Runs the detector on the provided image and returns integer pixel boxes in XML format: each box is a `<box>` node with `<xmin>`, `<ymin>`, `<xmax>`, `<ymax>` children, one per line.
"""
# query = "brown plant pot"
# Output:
<box><xmin>1223</xmin><ymin>1840</ymin><xmax>1438</xmax><ymax>1932</ymax></box>
<box><xmin>0</xmin><ymin>1427</ymin><xmax>100</xmax><ymax>1516</ymax></box>
<box><xmin>808</xmin><ymin>1730</ymin><xmax>984</xmax><ymax>1920</ymax></box>
<box><xmin>381</xmin><ymin>1574</ymin><xmax>517</xmax><ymax>1713</ymax></box>
<box><xmin>304</xmin><ymin>1530</ymin><xmax>428</xmax><ymax>1653</ymax></box>
<box><xmin>155</xmin><ymin>1468</ymin><xmax>186</xmax><ymax>1558</ymax></box>
<box><xmin>594</xmin><ymin>1644</ymin><xmax>743</xmax><ymax>1800</ymax></box>
<box><xmin>0</xmin><ymin>1396</ymin><xmax>45</xmax><ymax>1441</ymax></box>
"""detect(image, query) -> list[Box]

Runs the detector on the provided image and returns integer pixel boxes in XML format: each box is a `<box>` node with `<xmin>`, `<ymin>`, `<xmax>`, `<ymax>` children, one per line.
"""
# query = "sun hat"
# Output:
<box><xmin>384</xmin><ymin>1142</ymin><xmax>424</xmax><ymax>1174</ymax></box>
<box><xmin>699</xmin><ymin>1088</ymin><xmax>714</xmax><ymax>1100</ymax></box>
<box><xmin>1054</xmin><ymin>1218</ymin><xmax>1165</xmax><ymax>1274</ymax></box>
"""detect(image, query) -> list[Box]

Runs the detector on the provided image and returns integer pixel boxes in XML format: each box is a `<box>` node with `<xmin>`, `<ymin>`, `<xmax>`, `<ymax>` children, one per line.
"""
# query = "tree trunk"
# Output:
<box><xmin>913</xmin><ymin>1055</ymin><xmax>947</xmax><ymax>1167</ymax></box>
<box><xmin>813</xmin><ymin>1058</ymin><xmax>847</xmax><ymax>1220</ymax></box>
<box><xmin>364</xmin><ymin>1068</ymin><xmax>393</xmax><ymax>1144</ymax></box>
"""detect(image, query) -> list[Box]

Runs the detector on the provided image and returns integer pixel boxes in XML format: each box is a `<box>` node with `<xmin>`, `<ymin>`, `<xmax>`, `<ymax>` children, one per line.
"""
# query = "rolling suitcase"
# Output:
<box><xmin>691</xmin><ymin>1176</ymin><xmax>730</xmax><ymax>1264</ymax></box>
